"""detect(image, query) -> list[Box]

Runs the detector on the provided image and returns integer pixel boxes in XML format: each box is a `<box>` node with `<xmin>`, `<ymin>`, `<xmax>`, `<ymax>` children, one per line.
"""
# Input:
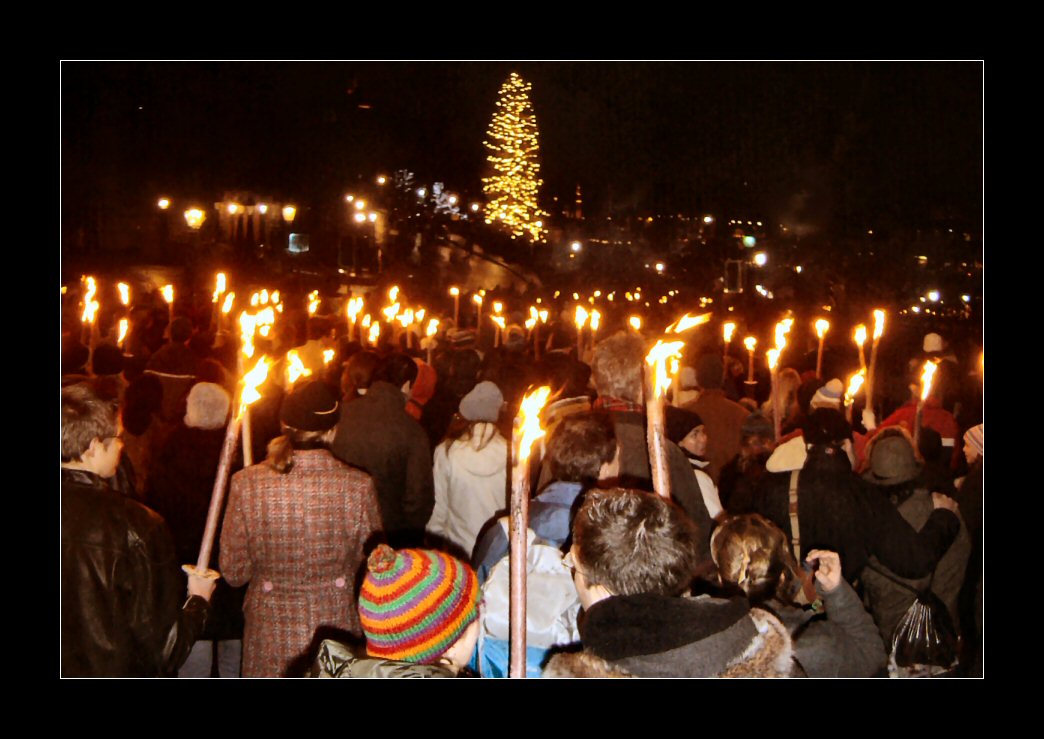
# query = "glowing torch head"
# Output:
<box><xmin>493</xmin><ymin>301</ymin><xmax>503</xmax><ymax>315</ymax></box>
<box><xmin>368</xmin><ymin>322</ymin><xmax>380</xmax><ymax>345</ymax></box>
<box><xmin>845</xmin><ymin>370</ymin><xmax>866</xmax><ymax>405</ymax></box>
<box><xmin>240</xmin><ymin>356</ymin><xmax>270</xmax><ymax>414</ymax></box>
<box><xmin>285</xmin><ymin>350</ymin><xmax>312</xmax><ymax>387</ymax></box>
<box><xmin>645</xmin><ymin>340</ymin><xmax>685</xmax><ymax>399</ymax></box>
<box><xmin>538</xmin><ymin>310</ymin><xmax>549</xmax><ymax>324</ymax></box>
<box><xmin>723</xmin><ymin>321</ymin><xmax>736</xmax><ymax>343</ymax></box>
<box><xmin>516</xmin><ymin>386</ymin><xmax>551</xmax><ymax>462</ymax></box>
<box><xmin>161</xmin><ymin>284</ymin><xmax>174</xmax><ymax>304</ymax></box>
<box><xmin>590</xmin><ymin>309</ymin><xmax>601</xmax><ymax>332</ymax></box>
<box><xmin>222</xmin><ymin>292</ymin><xmax>235</xmax><ymax>315</ymax></box>
<box><xmin>450</xmin><ymin>286</ymin><xmax>460</xmax><ymax>297</ymax></box>
<box><xmin>323</xmin><ymin>349</ymin><xmax>335</xmax><ymax>366</ymax></box>
<box><xmin>767</xmin><ymin>348</ymin><xmax>780</xmax><ymax>371</ymax></box>
<box><xmin>213</xmin><ymin>273</ymin><xmax>226</xmax><ymax>303</ymax></box>
<box><xmin>854</xmin><ymin>324</ymin><xmax>867</xmax><ymax>346</ymax></box>
<box><xmin>426</xmin><ymin>318</ymin><xmax>439</xmax><ymax>337</ymax></box>
<box><xmin>873</xmin><ymin>309</ymin><xmax>886</xmax><ymax>340</ymax></box>
<box><xmin>575</xmin><ymin>305</ymin><xmax>589</xmax><ymax>329</ymax></box>
<box><xmin>362</xmin><ymin>314</ymin><xmax>372</xmax><ymax>329</ymax></box>
<box><xmin>307</xmin><ymin>290</ymin><xmax>320</xmax><ymax>316</ymax></box>
<box><xmin>118</xmin><ymin>318</ymin><xmax>129</xmax><ymax>345</ymax></box>
<box><xmin>117</xmin><ymin>282</ymin><xmax>130</xmax><ymax>306</ymax></box>
<box><xmin>744</xmin><ymin>336</ymin><xmax>757</xmax><ymax>353</ymax></box>
<box><xmin>490</xmin><ymin>315</ymin><xmax>506</xmax><ymax>331</ymax></box>
<box><xmin>629</xmin><ymin>316</ymin><xmax>642</xmax><ymax>332</ymax></box>
<box><xmin>920</xmin><ymin>360</ymin><xmax>938</xmax><ymax>401</ymax></box>
<box><xmin>815</xmin><ymin>319</ymin><xmax>830</xmax><ymax>339</ymax></box>
<box><xmin>388</xmin><ymin>286</ymin><xmax>399</xmax><ymax>303</ymax></box>
<box><xmin>473</xmin><ymin>294</ymin><xmax>483</xmax><ymax>306</ymax></box>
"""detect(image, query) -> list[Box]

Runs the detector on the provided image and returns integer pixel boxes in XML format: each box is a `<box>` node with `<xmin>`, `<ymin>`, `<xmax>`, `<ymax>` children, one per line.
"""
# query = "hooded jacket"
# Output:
<box><xmin>426</xmin><ymin>423</ymin><xmax>508</xmax><ymax>557</ymax></box>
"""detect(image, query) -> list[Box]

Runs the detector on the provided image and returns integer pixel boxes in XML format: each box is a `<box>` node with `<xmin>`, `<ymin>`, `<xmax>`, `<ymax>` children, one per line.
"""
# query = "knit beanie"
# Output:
<box><xmin>741</xmin><ymin>411</ymin><xmax>774</xmax><ymax>440</ymax></box>
<box><xmin>810</xmin><ymin>379</ymin><xmax>844</xmax><ymax>410</ymax></box>
<box><xmin>696</xmin><ymin>354</ymin><xmax>724</xmax><ymax>390</ymax></box>
<box><xmin>184</xmin><ymin>382</ymin><xmax>231</xmax><ymax>430</ymax></box>
<box><xmin>459</xmin><ymin>380</ymin><xmax>503</xmax><ymax>422</ymax></box>
<box><xmin>964</xmin><ymin>424</ymin><xmax>983</xmax><ymax>456</ymax></box>
<box><xmin>280</xmin><ymin>379</ymin><xmax>341</xmax><ymax>431</ymax></box>
<box><xmin>665</xmin><ymin>407</ymin><xmax>704</xmax><ymax>445</ymax></box>
<box><xmin>359</xmin><ymin>545</ymin><xmax>480</xmax><ymax>665</ymax></box>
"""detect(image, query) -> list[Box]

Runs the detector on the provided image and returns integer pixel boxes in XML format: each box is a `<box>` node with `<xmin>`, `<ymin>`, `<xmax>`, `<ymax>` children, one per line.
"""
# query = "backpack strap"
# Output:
<box><xmin>788</xmin><ymin>470</ymin><xmax>801</xmax><ymax>562</ymax></box>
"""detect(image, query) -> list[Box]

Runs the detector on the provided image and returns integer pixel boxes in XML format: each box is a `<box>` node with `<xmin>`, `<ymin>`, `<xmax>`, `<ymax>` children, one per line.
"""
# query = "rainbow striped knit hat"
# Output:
<box><xmin>359</xmin><ymin>545</ymin><xmax>480</xmax><ymax>664</ymax></box>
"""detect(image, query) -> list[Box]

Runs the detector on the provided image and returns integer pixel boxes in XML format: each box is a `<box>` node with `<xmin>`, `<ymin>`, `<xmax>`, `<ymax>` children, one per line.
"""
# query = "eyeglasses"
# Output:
<box><xmin>562</xmin><ymin>550</ymin><xmax>586</xmax><ymax>580</ymax></box>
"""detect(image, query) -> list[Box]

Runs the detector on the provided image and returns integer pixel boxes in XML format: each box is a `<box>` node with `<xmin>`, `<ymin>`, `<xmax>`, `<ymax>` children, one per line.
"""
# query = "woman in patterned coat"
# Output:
<box><xmin>220</xmin><ymin>380</ymin><xmax>383</xmax><ymax>677</ymax></box>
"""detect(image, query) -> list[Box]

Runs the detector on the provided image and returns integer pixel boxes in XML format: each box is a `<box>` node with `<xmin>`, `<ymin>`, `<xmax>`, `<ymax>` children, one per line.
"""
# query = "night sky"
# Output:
<box><xmin>61</xmin><ymin>62</ymin><xmax>982</xmax><ymax>232</ymax></box>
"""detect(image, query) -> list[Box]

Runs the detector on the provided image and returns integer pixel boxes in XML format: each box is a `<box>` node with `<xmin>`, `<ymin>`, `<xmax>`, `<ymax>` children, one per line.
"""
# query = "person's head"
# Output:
<box><xmin>378</xmin><ymin>352</ymin><xmax>419</xmax><ymax>395</ymax></box>
<box><xmin>591</xmin><ymin>332</ymin><xmax>645</xmax><ymax>403</ymax></box>
<box><xmin>863</xmin><ymin>427</ymin><xmax>922</xmax><ymax>487</ymax></box>
<box><xmin>665</xmin><ymin>407</ymin><xmax>706</xmax><ymax>458</ymax></box>
<box><xmin>61</xmin><ymin>383</ymin><xmax>122</xmax><ymax>478</ymax></box>
<box><xmin>711</xmin><ymin>514</ymin><xmax>799</xmax><ymax>605</ymax></box>
<box><xmin>307</xmin><ymin>315</ymin><xmax>333</xmax><ymax>342</ymax></box>
<box><xmin>546</xmin><ymin>413</ymin><xmax>617</xmax><ymax>483</ymax></box>
<box><xmin>570</xmin><ymin>488</ymin><xmax>700</xmax><ymax>608</ymax></box>
<box><xmin>122</xmin><ymin>372</ymin><xmax>163</xmax><ymax>435</ymax></box>
<box><xmin>696</xmin><ymin>354</ymin><xmax>725</xmax><ymax>391</ymax></box>
<box><xmin>184</xmin><ymin>382</ymin><xmax>231</xmax><ymax>430</ymax></box>
<box><xmin>802</xmin><ymin>408</ymin><xmax>852</xmax><ymax>447</ymax></box>
<box><xmin>169</xmin><ymin>316</ymin><xmax>193</xmax><ymax>344</ymax></box>
<box><xmin>741</xmin><ymin>411</ymin><xmax>775</xmax><ymax>453</ymax></box>
<box><xmin>268</xmin><ymin>379</ymin><xmax>341</xmax><ymax>473</ymax></box>
<box><xmin>964</xmin><ymin>424</ymin><xmax>983</xmax><ymax>466</ymax></box>
<box><xmin>359</xmin><ymin>545</ymin><xmax>481</xmax><ymax>672</ymax></box>
<box><xmin>344</xmin><ymin>350</ymin><xmax>380</xmax><ymax>396</ymax></box>
<box><xmin>808</xmin><ymin>378</ymin><xmax>844</xmax><ymax>412</ymax></box>
<box><xmin>458</xmin><ymin>380</ymin><xmax>504</xmax><ymax>424</ymax></box>
<box><xmin>90</xmin><ymin>343</ymin><xmax>124</xmax><ymax>378</ymax></box>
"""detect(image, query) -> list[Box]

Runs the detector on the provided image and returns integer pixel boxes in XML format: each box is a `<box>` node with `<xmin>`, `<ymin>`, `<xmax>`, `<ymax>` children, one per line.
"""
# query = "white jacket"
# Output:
<box><xmin>426</xmin><ymin>423</ymin><xmax>508</xmax><ymax>558</ymax></box>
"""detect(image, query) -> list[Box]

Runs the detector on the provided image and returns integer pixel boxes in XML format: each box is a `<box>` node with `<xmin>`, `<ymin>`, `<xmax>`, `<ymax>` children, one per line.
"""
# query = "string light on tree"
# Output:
<box><xmin>482</xmin><ymin>72</ymin><xmax>548</xmax><ymax>241</ymax></box>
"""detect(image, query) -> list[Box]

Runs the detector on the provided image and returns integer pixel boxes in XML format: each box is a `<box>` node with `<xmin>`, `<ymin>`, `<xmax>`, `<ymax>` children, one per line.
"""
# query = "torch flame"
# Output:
<box><xmin>774</xmin><ymin>319</ymin><xmax>792</xmax><ymax>350</ymax></box>
<box><xmin>400</xmin><ymin>309</ymin><xmax>415</xmax><ymax>328</ymax></box>
<box><xmin>161</xmin><ymin>284</ymin><xmax>174</xmax><ymax>304</ymax></box>
<box><xmin>285</xmin><ymin>349</ymin><xmax>312</xmax><ymax>387</ymax></box>
<box><xmin>538</xmin><ymin>310</ymin><xmax>549</xmax><ymax>324</ymax></box>
<box><xmin>493</xmin><ymin>301</ymin><xmax>503</xmax><ymax>315</ymax></box>
<box><xmin>525</xmin><ymin>318</ymin><xmax>536</xmax><ymax>330</ymax></box>
<box><xmin>307</xmin><ymin>290</ymin><xmax>320</xmax><ymax>316</ymax></box>
<box><xmin>629</xmin><ymin>316</ymin><xmax>642</xmax><ymax>331</ymax></box>
<box><xmin>213</xmin><ymin>273</ymin><xmax>226</xmax><ymax>303</ymax></box>
<box><xmin>723</xmin><ymin>321</ymin><xmax>736</xmax><ymax>343</ymax></box>
<box><xmin>323</xmin><ymin>349</ymin><xmax>335</xmax><ymax>365</ymax></box>
<box><xmin>117</xmin><ymin>318</ymin><xmax>129</xmax><ymax>346</ymax></box>
<box><xmin>368</xmin><ymin>321</ymin><xmax>381</xmax><ymax>345</ymax></box>
<box><xmin>415</xmin><ymin>309</ymin><xmax>425</xmax><ymax>323</ymax></box>
<box><xmin>590</xmin><ymin>309</ymin><xmax>601</xmax><ymax>332</ymax></box>
<box><xmin>574</xmin><ymin>305</ymin><xmax>589</xmax><ymax>330</ymax></box>
<box><xmin>81</xmin><ymin>276</ymin><xmax>99</xmax><ymax>323</ymax></box>
<box><xmin>259</xmin><ymin>289</ymin><xmax>269</xmax><ymax>306</ymax></box>
<box><xmin>666</xmin><ymin>312</ymin><xmax>712</xmax><ymax>334</ymax></box>
<box><xmin>815</xmin><ymin>319</ymin><xmax>830</xmax><ymax>339</ymax></box>
<box><xmin>449</xmin><ymin>286</ymin><xmax>460</xmax><ymax>297</ymax></box>
<box><xmin>872</xmin><ymin>309</ymin><xmax>886</xmax><ymax>340</ymax></box>
<box><xmin>426</xmin><ymin>318</ymin><xmax>439</xmax><ymax>337</ymax></box>
<box><xmin>845</xmin><ymin>369</ymin><xmax>866</xmax><ymax>405</ymax></box>
<box><xmin>239</xmin><ymin>311</ymin><xmax>258</xmax><ymax>358</ymax></box>
<box><xmin>473</xmin><ymin>294</ymin><xmax>483</xmax><ymax>306</ymax></box>
<box><xmin>346</xmin><ymin>297</ymin><xmax>363</xmax><ymax>323</ymax></box>
<box><xmin>117</xmin><ymin>282</ymin><xmax>130</xmax><ymax>306</ymax></box>
<box><xmin>240</xmin><ymin>356</ymin><xmax>270</xmax><ymax>413</ymax></box>
<box><xmin>516</xmin><ymin>386</ymin><xmax>552</xmax><ymax>463</ymax></box>
<box><xmin>271</xmin><ymin>291</ymin><xmax>280</xmax><ymax>304</ymax></box>
<box><xmin>388</xmin><ymin>286</ymin><xmax>400</xmax><ymax>304</ymax></box>
<box><xmin>645</xmin><ymin>340</ymin><xmax>685</xmax><ymax>398</ymax></box>
<box><xmin>250</xmin><ymin>292</ymin><xmax>260</xmax><ymax>308</ymax></box>
<box><xmin>529</xmin><ymin>306</ymin><xmax>538</xmax><ymax>321</ymax></box>
<box><xmin>222</xmin><ymin>292</ymin><xmax>235</xmax><ymax>315</ymax></box>
<box><xmin>744</xmin><ymin>336</ymin><xmax>757</xmax><ymax>352</ymax></box>
<box><xmin>920</xmin><ymin>360</ymin><xmax>938</xmax><ymax>402</ymax></box>
<box><xmin>382</xmin><ymin>303</ymin><xmax>401</xmax><ymax>322</ymax></box>
<box><xmin>854</xmin><ymin>324</ymin><xmax>867</xmax><ymax>346</ymax></box>
<box><xmin>490</xmin><ymin>315</ymin><xmax>506</xmax><ymax>330</ymax></box>
<box><xmin>362</xmin><ymin>314</ymin><xmax>372</xmax><ymax>329</ymax></box>
<box><xmin>766</xmin><ymin>348</ymin><xmax>781</xmax><ymax>371</ymax></box>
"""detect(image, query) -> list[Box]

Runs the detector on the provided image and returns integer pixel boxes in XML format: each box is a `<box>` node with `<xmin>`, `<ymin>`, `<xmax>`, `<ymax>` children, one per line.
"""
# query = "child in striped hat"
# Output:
<box><xmin>357</xmin><ymin>545</ymin><xmax>481</xmax><ymax>674</ymax></box>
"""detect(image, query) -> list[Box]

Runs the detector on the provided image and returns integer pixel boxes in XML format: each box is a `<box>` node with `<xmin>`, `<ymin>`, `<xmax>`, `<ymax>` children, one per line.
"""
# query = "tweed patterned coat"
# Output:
<box><xmin>220</xmin><ymin>449</ymin><xmax>382</xmax><ymax>677</ymax></box>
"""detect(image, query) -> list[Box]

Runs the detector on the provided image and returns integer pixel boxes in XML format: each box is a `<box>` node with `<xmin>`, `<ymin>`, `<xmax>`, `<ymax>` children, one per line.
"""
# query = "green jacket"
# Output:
<box><xmin>311</xmin><ymin>639</ymin><xmax>456</xmax><ymax>678</ymax></box>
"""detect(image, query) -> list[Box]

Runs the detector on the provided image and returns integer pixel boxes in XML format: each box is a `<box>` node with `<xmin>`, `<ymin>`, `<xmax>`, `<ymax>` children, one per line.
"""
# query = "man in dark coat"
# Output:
<box><xmin>331</xmin><ymin>356</ymin><xmax>434</xmax><ymax>546</ymax></box>
<box><xmin>682</xmin><ymin>354</ymin><xmax>750</xmax><ymax>486</ymax></box>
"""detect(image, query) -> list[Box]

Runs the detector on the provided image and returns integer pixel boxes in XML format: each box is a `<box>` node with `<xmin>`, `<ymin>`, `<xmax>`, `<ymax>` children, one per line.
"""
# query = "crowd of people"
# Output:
<box><xmin>60</xmin><ymin>285</ymin><xmax>983</xmax><ymax>678</ymax></box>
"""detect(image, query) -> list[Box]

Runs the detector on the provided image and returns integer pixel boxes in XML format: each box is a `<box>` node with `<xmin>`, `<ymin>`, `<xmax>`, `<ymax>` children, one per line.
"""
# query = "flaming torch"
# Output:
<box><xmin>212</xmin><ymin>273</ymin><xmax>226</xmax><ymax>304</ymax></box>
<box><xmin>346</xmin><ymin>297</ymin><xmax>363</xmax><ymax>341</ymax></box>
<box><xmin>80</xmin><ymin>276</ymin><xmax>99</xmax><ymax>346</ymax></box>
<box><xmin>629</xmin><ymin>316</ymin><xmax>642</xmax><ymax>332</ymax></box>
<box><xmin>853</xmin><ymin>324</ymin><xmax>868</xmax><ymax>371</ymax></box>
<box><xmin>425</xmin><ymin>318</ymin><xmax>439</xmax><ymax>364</ymax></box>
<box><xmin>323</xmin><ymin>349</ymin><xmax>335</xmax><ymax>366</ymax></box>
<box><xmin>368</xmin><ymin>320</ymin><xmax>380</xmax><ymax>348</ymax></box>
<box><xmin>191</xmin><ymin>355</ymin><xmax>269</xmax><ymax>579</ymax></box>
<box><xmin>307</xmin><ymin>290</ymin><xmax>320</xmax><ymax>316</ymax></box>
<box><xmin>866</xmin><ymin>310</ymin><xmax>886</xmax><ymax>414</ymax></box>
<box><xmin>666</xmin><ymin>312</ymin><xmax>712</xmax><ymax>334</ymax></box>
<box><xmin>161</xmin><ymin>284</ymin><xmax>174</xmax><ymax>306</ymax></box>
<box><xmin>574</xmin><ymin>305</ymin><xmax>589</xmax><ymax>358</ymax></box>
<box><xmin>914</xmin><ymin>360</ymin><xmax>938</xmax><ymax>449</ymax></box>
<box><xmin>844</xmin><ymin>369</ymin><xmax>866</xmax><ymax>424</ymax></box>
<box><xmin>117</xmin><ymin>318</ymin><xmax>129</xmax><ymax>348</ymax></box>
<box><xmin>473</xmin><ymin>294</ymin><xmax>483</xmax><ymax>339</ymax></box>
<box><xmin>509</xmin><ymin>385</ymin><xmax>551</xmax><ymax>678</ymax></box>
<box><xmin>491</xmin><ymin>315</ymin><xmax>506</xmax><ymax>348</ymax></box>
<box><xmin>815</xmin><ymin>319</ymin><xmax>830</xmax><ymax>378</ymax></box>
<box><xmin>117</xmin><ymin>282</ymin><xmax>130</xmax><ymax>307</ymax></box>
<box><xmin>767</xmin><ymin>348</ymin><xmax>782</xmax><ymax>441</ymax></box>
<box><xmin>450</xmin><ymin>286</ymin><xmax>460</xmax><ymax>326</ymax></box>
<box><xmin>744</xmin><ymin>336</ymin><xmax>757</xmax><ymax>383</ymax></box>
<box><xmin>285</xmin><ymin>349</ymin><xmax>311</xmax><ymax>387</ymax></box>
<box><xmin>645</xmin><ymin>340</ymin><xmax>685</xmax><ymax>500</ymax></box>
<box><xmin>723</xmin><ymin>321</ymin><xmax>736</xmax><ymax>362</ymax></box>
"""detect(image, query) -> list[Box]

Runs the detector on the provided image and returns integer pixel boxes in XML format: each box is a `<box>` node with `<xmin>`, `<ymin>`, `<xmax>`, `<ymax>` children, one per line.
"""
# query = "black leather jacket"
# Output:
<box><xmin>61</xmin><ymin>469</ymin><xmax>209</xmax><ymax>676</ymax></box>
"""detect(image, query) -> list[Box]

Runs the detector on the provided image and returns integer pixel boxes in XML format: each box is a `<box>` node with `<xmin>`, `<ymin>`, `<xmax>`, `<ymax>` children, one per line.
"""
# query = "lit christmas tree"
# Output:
<box><xmin>482</xmin><ymin>72</ymin><xmax>547</xmax><ymax>241</ymax></box>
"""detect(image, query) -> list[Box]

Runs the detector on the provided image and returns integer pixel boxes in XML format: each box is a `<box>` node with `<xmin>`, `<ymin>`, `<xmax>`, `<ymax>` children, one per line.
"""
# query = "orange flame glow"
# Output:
<box><xmin>774</xmin><ymin>319</ymin><xmax>792</xmax><ymax>350</ymax></box>
<box><xmin>666</xmin><ymin>312</ymin><xmax>712</xmax><ymax>334</ymax></box>
<box><xmin>368</xmin><ymin>322</ymin><xmax>380</xmax><ymax>345</ymax></box>
<box><xmin>853</xmin><ymin>324</ymin><xmax>867</xmax><ymax>346</ymax></box>
<box><xmin>490</xmin><ymin>315</ymin><xmax>506</xmax><ymax>330</ymax></box>
<box><xmin>629</xmin><ymin>316</ymin><xmax>642</xmax><ymax>331</ymax></box>
<box><xmin>845</xmin><ymin>370</ymin><xmax>865</xmax><ymax>405</ymax></box>
<box><xmin>81</xmin><ymin>276</ymin><xmax>99</xmax><ymax>323</ymax></box>
<box><xmin>222</xmin><ymin>292</ymin><xmax>235</xmax><ymax>314</ymax></box>
<box><xmin>212</xmin><ymin>273</ymin><xmax>226</xmax><ymax>303</ymax></box>
<box><xmin>307</xmin><ymin>290</ymin><xmax>320</xmax><ymax>316</ymax></box>
<box><xmin>118</xmin><ymin>318</ymin><xmax>129</xmax><ymax>346</ymax></box>
<box><xmin>538</xmin><ymin>309</ymin><xmax>549</xmax><ymax>324</ymax></box>
<box><xmin>574</xmin><ymin>305</ymin><xmax>589</xmax><ymax>329</ymax></box>
<box><xmin>346</xmin><ymin>297</ymin><xmax>363</xmax><ymax>323</ymax></box>
<box><xmin>388</xmin><ymin>286</ymin><xmax>400</xmax><ymax>304</ymax></box>
<box><xmin>516</xmin><ymin>386</ymin><xmax>552</xmax><ymax>463</ymax></box>
<box><xmin>361</xmin><ymin>314</ymin><xmax>372</xmax><ymax>329</ymax></box>
<box><xmin>240</xmin><ymin>356</ymin><xmax>270</xmax><ymax>413</ymax></box>
<box><xmin>426</xmin><ymin>318</ymin><xmax>440</xmax><ymax>337</ymax></box>
<box><xmin>449</xmin><ymin>286</ymin><xmax>460</xmax><ymax>297</ymax></box>
<box><xmin>590</xmin><ymin>309</ymin><xmax>601</xmax><ymax>333</ymax></box>
<box><xmin>493</xmin><ymin>301</ymin><xmax>503</xmax><ymax>315</ymax></box>
<box><xmin>744</xmin><ymin>336</ymin><xmax>757</xmax><ymax>352</ymax></box>
<box><xmin>766</xmin><ymin>348</ymin><xmax>781</xmax><ymax>371</ymax></box>
<box><xmin>285</xmin><ymin>350</ymin><xmax>312</xmax><ymax>386</ymax></box>
<box><xmin>920</xmin><ymin>360</ymin><xmax>938</xmax><ymax>402</ymax></box>
<box><xmin>161</xmin><ymin>284</ymin><xmax>174</xmax><ymax>304</ymax></box>
<box><xmin>472</xmin><ymin>294</ymin><xmax>483</xmax><ymax>306</ymax></box>
<box><xmin>815</xmin><ymin>319</ymin><xmax>830</xmax><ymax>339</ymax></box>
<box><xmin>323</xmin><ymin>349</ymin><xmax>335</xmax><ymax>365</ymax></box>
<box><xmin>723</xmin><ymin>321</ymin><xmax>736</xmax><ymax>343</ymax></box>
<box><xmin>645</xmin><ymin>340</ymin><xmax>686</xmax><ymax>398</ymax></box>
<box><xmin>872</xmin><ymin>310</ymin><xmax>886</xmax><ymax>341</ymax></box>
<box><xmin>117</xmin><ymin>282</ymin><xmax>130</xmax><ymax>306</ymax></box>
<box><xmin>382</xmin><ymin>303</ymin><xmax>401</xmax><ymax>322</ymax></box>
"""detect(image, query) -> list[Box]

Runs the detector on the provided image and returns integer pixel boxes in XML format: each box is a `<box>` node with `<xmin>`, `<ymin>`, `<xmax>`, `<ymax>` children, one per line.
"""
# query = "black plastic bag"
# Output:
<box><xmin>889</xmin><ymin>589</ymin><xmax>959</xmax><ymax>677</ymax></box>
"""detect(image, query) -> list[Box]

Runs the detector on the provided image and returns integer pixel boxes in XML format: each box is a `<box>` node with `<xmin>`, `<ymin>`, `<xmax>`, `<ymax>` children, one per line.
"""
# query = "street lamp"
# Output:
<box><xmin>184</xmin><ymin>208</ymin><xmax>206</xmax><ymax>230</ymax></box>
<box><xmin>158</xmin><ymin>198</ymin><xmax>170</xmax><ymax>210</ymax></box>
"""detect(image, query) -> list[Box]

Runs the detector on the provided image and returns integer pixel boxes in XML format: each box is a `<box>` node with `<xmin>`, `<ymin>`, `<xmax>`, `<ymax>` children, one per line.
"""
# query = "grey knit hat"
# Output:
<box><xmin>185</xmin><ymin>382</ymin><xmax>231</xmax><ymax>430</ymax></box>
<box><xmin>459</xmin><ymin>381</ymin><xmax>504</xmax><ymax>422</ymax></box>
<box><xmin>810</xmin><ymin>379</ymin><xmax>844</xmax><ymax>410</ymax></box>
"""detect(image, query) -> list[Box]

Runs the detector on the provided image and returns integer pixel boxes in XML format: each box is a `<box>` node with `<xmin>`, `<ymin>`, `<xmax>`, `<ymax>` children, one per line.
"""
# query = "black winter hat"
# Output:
<box><xmin>280</xmin><ymin>379</ymin><xmax>341</xmax><ymax>431</ymax></box>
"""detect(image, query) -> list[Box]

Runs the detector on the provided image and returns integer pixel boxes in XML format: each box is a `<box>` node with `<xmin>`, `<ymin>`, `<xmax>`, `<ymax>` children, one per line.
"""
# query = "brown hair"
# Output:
<box><xmin>265</xmin><ymin>426</ymin><xmax>333</xmax><ymax>474</ymax></box>
<box><xmin>573</xmin><ymin>488</ymin><xmax>699</xmax><ymax>597</ymax></box>
<box><xmin>61</xmin><ymin>383</ymin><xmax>118</xmax><ymax>463</ymax></box>
<box><xmin>711</xmin><ymin>514</ymin><xmax>800</xmax><ymax>605</ymax></box>
<box><xmin>591</xmin><ymin>332</ymin><xmax>645</xmax><ymax>403</ymax></box>
<box><xmin>547</xmin><ymin>414</ymin><xmax>616</xmax><ymax>483</ymax></box>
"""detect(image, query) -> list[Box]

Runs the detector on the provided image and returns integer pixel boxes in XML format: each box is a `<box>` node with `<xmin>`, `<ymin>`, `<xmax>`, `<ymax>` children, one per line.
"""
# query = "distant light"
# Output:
<box><xmin>928</xmin><ymin>290</ymin><xmax>940</xmax><ymax>302</ymax></box>
<box><xmin>570</xmin><ymin>241</ymin><xmax>582</xmax><ymax>252</ymax></box>
<box><xmin>448</xmin><ymin>195</ymin><xmax>458</xmax><ymax>205</ymax></box>
<box><xmin>470</xmin><ymin>203</ymin><xmax>481</xmax><ymax>212</ymax></box>
<box><xmin>756</xmin><ymin>221</ymin><xmax>763</xmax><ymax>227</ymax></box>
<box><xmin>376</xmin><ymin>175</ymin><xmax>387</xmax><ymax>185</ymax></box>
<box><xmin>868</xmin><ymin>229</ymin><xmax>874</xmax><ymax>235</ymax></box>
<box><xmin>916</xmin><ymin>255</ymin><xmax>928</xmax><ymax>265</ymax></box>
<box><xmin>654</xmin><ymin>262</ymin><xmax>665</xmax><ymax>273</ymax></box>
<box><xmin>227</xmin><ymin>203</ymin><xmax>240</xmax><ymax>215</ymax></box>
<box><xmin>743</xmin><ymin>235</ymin><xmax>756</xmax><ymax>248</ymax></box>
<box><xmin>367</xmin><ymin>212</ymin><xmax>377</xmax><ymax>222</ymax></box>
<box><xmin>184</xmin><ymin>208</ymin><xmax>206</xmax><ymax>230</ymax></box>
<box><xmin>912</xmin><ymin>306</ymin><xmax>921</xmax><ymax>313</ymax></box>
<box><xmin>417</xmin><ymin>187</ymin><xmax>427</xmax><ymax>198</ymax></box>
<box><xmin>346</xmin><ymin>195</ymin><xmax>355</xmax><ymax>202</ymax></box>
<box><xmin>258</xmin><ymin>203</ymin><xmax>268</xmax><ymax>214</ymax></box>
<box><xmin>795</xmin><ymin>265</ymin><xmax>803</xmax><ymax>273</ymax></box>
<box><xmin>354</xmin><ymin>200</ymin><xmax>366</xmax><ymax>211</ymax></box>
<box><xmin>535</xmin><ymin>220</ymin><xmax>543</xmax><ymax>228</ymax></box>
<box><xmin>753</xmin><ymin>252</ymin><xmax>768</xmax><ymax>267</ymax></box>
<box><xmin>282</xmin><ymin>205</ymin><xmax>297</xmax><ymax>223</ymax></box>
<box><xmin>353</xmin><ymin>213</ymin><xmax>366</xmax><ymax>223</ymax></box>
<box><xmin>703</xmin><ymin>215</ymin><xmax>714</xmax><ymax>224</ymax></box>
<box><xmin>157</xmin><ymin>198</ymin><xmax>170</xmax><ymax>210</ymax></box>
<box><xmin>961</xmin><ymin>294</ymin><xmax>971</xmax><ymax>303</ymax></box>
